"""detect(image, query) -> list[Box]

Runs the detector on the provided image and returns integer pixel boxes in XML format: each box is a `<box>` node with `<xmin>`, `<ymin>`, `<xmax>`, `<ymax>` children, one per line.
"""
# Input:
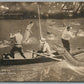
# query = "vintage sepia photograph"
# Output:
<box><xmin>0</xmin><ymin>2</ymin><xmax>84</xmax><ymax>82</ymax></box>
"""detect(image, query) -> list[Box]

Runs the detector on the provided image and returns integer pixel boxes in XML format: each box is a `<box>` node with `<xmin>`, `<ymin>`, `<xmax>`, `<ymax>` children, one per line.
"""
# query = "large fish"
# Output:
<box><xmin>23</xmin><ymin>23</ymin><xmax>33</xmax><ymax>44</ymax></box>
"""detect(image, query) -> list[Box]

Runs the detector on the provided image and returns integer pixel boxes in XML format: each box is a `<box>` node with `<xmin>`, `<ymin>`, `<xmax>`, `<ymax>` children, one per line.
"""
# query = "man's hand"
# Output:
<box><xmin>9</xmin><ymin>33</ymin><xmax>15</xmax><ymax>38</ymax></box>
<box><xmin>75</xmin><ymin>30</ymin><xmax>79</xmax><ymax>36</ymax></box>
<box><xmin>9</xmin><ymin>33</ymin><xmax>13</xmax><ymax>38</ymax></box>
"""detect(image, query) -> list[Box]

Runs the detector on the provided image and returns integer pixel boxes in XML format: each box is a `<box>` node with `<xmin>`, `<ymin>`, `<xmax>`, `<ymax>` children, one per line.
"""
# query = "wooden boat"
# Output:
<box><xmin>0</xmin><ymin>44</ymin><xmax>62</xmax><ymax>61</ymax></box>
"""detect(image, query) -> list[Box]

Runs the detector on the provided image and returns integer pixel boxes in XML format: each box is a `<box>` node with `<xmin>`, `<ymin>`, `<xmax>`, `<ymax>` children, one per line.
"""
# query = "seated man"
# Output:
<box><xmin>37</xmin><ymin>38</ymin><xmax>51</xmax><ymax>56</ymax></box>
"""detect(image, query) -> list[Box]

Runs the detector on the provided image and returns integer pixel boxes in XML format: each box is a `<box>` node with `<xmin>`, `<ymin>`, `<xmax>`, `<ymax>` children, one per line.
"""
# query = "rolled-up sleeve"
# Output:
<box><xmin>10</xmin><ymin>34</ymin><xmax>16</xmax><ymax>38</ymax></box>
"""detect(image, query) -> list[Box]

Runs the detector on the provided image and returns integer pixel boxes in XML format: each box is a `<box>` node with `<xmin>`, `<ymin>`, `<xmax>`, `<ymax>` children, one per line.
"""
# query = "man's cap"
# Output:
<box><xmin>41</xmin><ymin>38</ymin><xmax>46</xmax><ymax>41</ymax></box>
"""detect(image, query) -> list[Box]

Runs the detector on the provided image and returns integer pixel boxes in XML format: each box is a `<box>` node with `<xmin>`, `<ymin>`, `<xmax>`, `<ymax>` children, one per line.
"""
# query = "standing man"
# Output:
<box><xmin>61</xmin><ymin>26</ymin><xmax>75</xmax><ymax>53</ymax></box>
<box><xmin>9</xmin><ymin>30</ymin><xmax>26</xmax><ymax>59</ymax></box>
<box><xmin>23</xmin><ymin>21</ymin><xmax>34</xmax><ymax>44</ymax></box>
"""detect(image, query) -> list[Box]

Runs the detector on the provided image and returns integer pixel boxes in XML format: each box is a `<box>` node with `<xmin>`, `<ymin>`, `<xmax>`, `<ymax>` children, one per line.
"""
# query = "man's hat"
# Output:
<box><xmin>41</xmin><ymin>38</ymin><xmax>46</xmax><ymax>41</ymax></box>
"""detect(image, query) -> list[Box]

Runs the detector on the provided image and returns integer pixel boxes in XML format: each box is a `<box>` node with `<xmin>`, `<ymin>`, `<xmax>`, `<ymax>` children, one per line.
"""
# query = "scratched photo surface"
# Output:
<box><xmin>0</xmin><ymin>2</ymin><xmax>84</xmax><ymax>81</ymax></box>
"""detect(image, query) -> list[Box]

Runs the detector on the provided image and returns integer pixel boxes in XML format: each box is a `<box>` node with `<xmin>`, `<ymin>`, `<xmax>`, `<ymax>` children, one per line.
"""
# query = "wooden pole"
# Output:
<box><xmin>26</xmin><ymin>50</ymin><xmax>62</xmax><ymax>61</ymax></box>
<box><xmin>37</xmin><ymin>5</ymin><xmax>43</xmax><ymax>39</ymax></box>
